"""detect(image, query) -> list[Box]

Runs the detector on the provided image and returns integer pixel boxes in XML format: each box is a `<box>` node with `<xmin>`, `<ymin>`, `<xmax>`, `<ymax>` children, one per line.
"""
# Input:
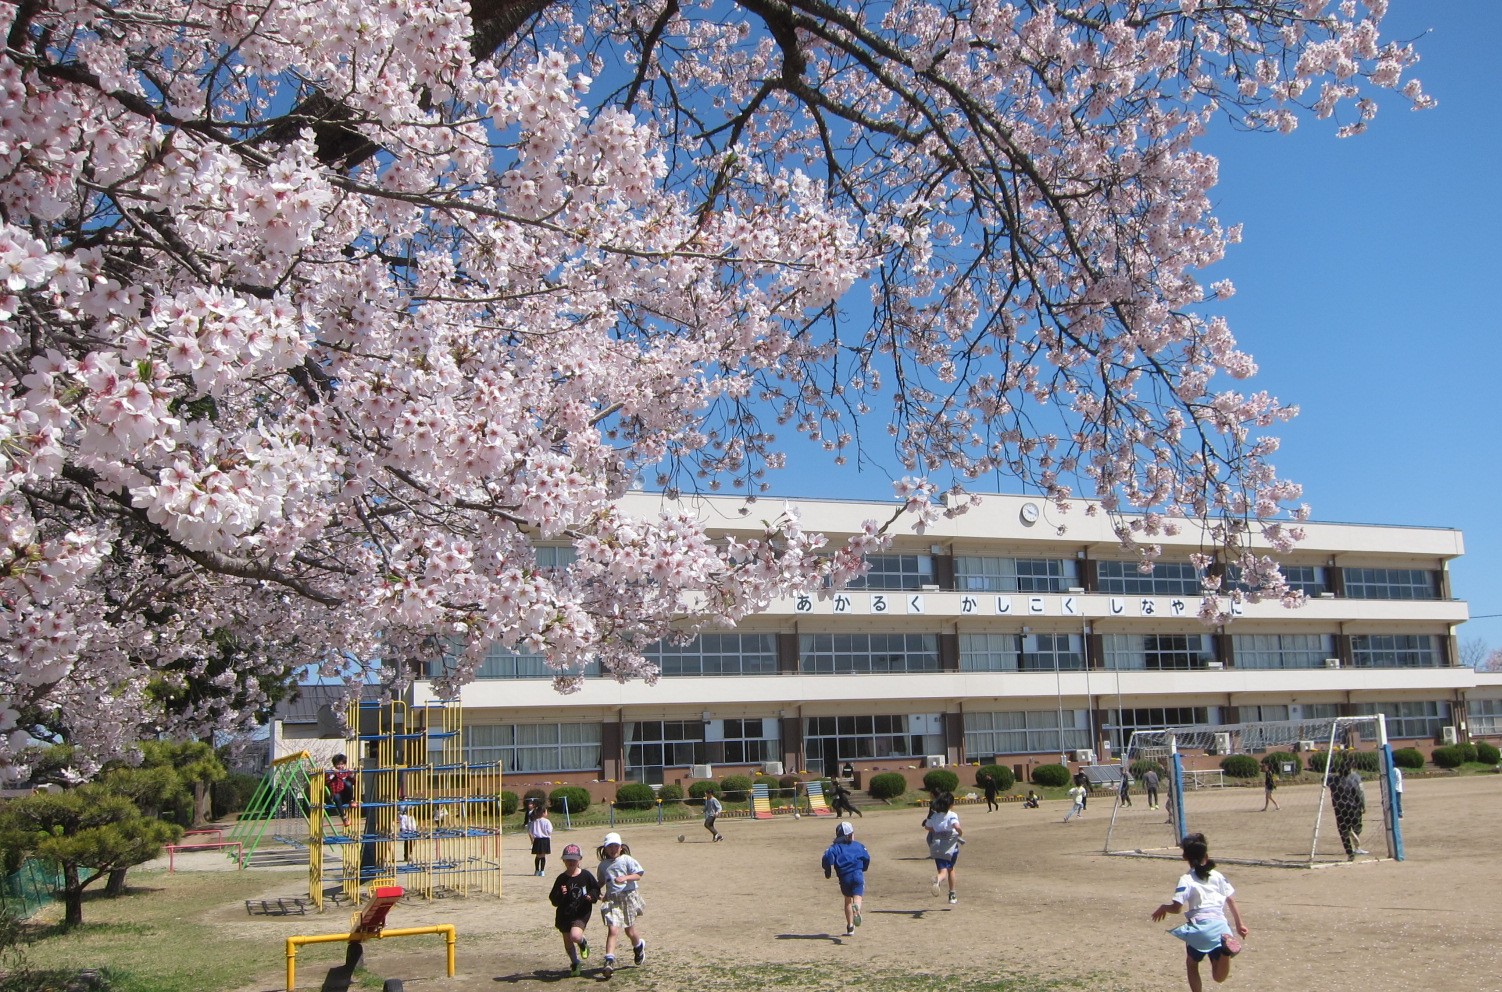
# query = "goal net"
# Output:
<box><xmin>1104</xmin><ymin>715</ymin><xmax>1403</xmax><ymax>868</ymax></box>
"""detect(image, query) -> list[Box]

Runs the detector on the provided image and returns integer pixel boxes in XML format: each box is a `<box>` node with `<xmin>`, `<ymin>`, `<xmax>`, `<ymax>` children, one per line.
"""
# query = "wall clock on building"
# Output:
<box><xmin>1020</xmin><ymin>502</ymin><xmax>1040</xmax><ymax>525</ymax></box>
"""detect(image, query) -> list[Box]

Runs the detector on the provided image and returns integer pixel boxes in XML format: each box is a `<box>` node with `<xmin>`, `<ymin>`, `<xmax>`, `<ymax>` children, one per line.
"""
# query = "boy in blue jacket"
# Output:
<box><xmin>821</xmin><ymin>821</ymin><xmax>871</xmax><ymax>936</ymax></box>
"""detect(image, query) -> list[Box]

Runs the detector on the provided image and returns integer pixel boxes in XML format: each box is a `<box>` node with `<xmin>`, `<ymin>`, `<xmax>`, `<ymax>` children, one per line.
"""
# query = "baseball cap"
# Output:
<box><xmin>835</xmin><ymin>821</ymin><xmax>854</xmax><ymax>837</ymax></box>
<box><xmin>561</xmin><ymin>843</ymin><xmax>584</xmax><ymax>861</ymax></box>
<box><xmin>602</xmin><ymin>832</ymin><xmax>623</xmax><ymax>847</ymax></box>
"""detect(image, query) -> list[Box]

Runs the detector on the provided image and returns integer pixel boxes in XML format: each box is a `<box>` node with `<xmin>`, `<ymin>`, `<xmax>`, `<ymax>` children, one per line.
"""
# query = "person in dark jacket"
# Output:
<box><xmin>549</xmin><ymin>843</ymin><xmax>600</xmax><ymax>976</ymax></box>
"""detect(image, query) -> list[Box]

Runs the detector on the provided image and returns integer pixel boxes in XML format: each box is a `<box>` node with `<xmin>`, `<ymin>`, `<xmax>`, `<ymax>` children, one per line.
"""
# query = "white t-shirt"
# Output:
<box><xmin>924</xmin><ymin>810</ymin><xmax>962</xmax><ymax>857</ymax></box>
<box><xmin>527</xmin><ymin>816</ymin><xmax>553</xmax><ymax>840</ymax></box>
<box><xmin>1068</xmin><ymin>786</ymin><xmax>1086</xmax><ymax>805</ymax></box>
<box><xmin>598</xmin><ymin>854</ymin><xmax>645</xmax><ymax>896</ymax></box>
<box><xmin>1173</xmin><ymin>869</ymin><xmax>1234</xmax><ymax>923</ymax></box>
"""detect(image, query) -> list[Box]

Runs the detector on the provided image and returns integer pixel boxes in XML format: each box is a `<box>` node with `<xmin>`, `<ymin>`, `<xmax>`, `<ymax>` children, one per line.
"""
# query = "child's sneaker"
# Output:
<box><xmin>579</xmin><ymin>938</ymin><xmax>589</xmax><ymax>960</ymax></box>
<box><xmin>845</xmin><ymin>924</ymin><xmax>855</xmax><ymax>936</ymax></box>
<box><xmin>633</xmin><ymin>940</ymin><xmax>646</xmax><ymax>966</ymax></box>
<box><xmin>931</xmin><ymin>877</ymin><xmax>942</xmax><ymax>897</ymax></box>
<box><xmin>1221</xmin><ymin>934</ymin><xmax>1242</xmax><ymax>956</ymax></box>
<box><xmin>947</xmin><ymin>891</ymin><xmax>958</xmax><ymax>905</ymax></box>
<box><xmin>853</xmin><ymin>905</ymin><xmax>862</xmax><ymax>927</ymax></box>
<box><xmin>602</xmin><ymin>956</ymin><xmax>615</xmax><ymax>979</ymax></box>
<box><xmin>569</xmin><ymin>962</ymin><xmax>581</xmax><ymax>978</ymax></box>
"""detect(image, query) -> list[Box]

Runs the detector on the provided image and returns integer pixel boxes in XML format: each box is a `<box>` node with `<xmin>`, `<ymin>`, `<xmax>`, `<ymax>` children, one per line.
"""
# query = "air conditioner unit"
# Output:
<box><xmin>760</xmin><ymin>761</ymin><xmax>785</xmax><ymax>776</ymax></box>
<box><xmin>1072</xmin><ymin>749</ymin><xmax>1096</xmax><ymax>764</ymax></box>
<box><xmin>1067</xmin><ymin>586</ymin><xmax>1086</xmax><ymax>594</ymax></box>
<box><xmin>1440</xmin><ymin>725</ymin><xmax>1458</xmax><ymax>745</ymax></box>
<box><xmin>689</xmin><ymin>764</ymin><xmax>714</xmax><ymax>779</ymax></box>
<box><xmin>1204</xmin><ymin>661</ymin><xmax>1225</xmax><ymax>670</ymax></box>
<box><xmin>1323</xmin><ymin>657</ymin><xmax>1342</xmax><ymax>669</ymax></box>
<box><xmin>923</xmin><ymin>754</ymin><xmax>947</xmax><ymax>768</ymax></box>
<box><xmin>1317</xmin><ymin>591</ymin><xmax>1336</xmax><ymax>598</ymax></box>
<box><xmin>919</xmin><ymin>583</ymin><xmax>941</xmax><ymax>592</ymax></box>
<box><xmin>1213</xmin><ymin>733</ymin><xmax>1233</xmax><ymax>754</ymax></box>
<box><xmin>1295</xmin><ymin>740</ymin><xmax>1316</xmax><ymax>753</ymax></box>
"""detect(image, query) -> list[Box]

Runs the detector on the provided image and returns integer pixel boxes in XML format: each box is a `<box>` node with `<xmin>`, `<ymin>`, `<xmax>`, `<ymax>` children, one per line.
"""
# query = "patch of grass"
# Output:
<box><xmin>16</xmin><ymin>871</ymin><xmax>283</xmax><ymax>992</ymax></box>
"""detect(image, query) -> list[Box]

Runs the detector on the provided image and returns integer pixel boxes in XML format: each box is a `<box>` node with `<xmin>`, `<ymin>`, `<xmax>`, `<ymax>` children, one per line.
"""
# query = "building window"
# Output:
<box><xmin>1349</xmin><ymin>634</ymin><xmax>1444</xmax><ymax>669</ymax></box>
<box><xmin>1096</xmin><ymin>560</ymin><xmax>1202</xmax><ymax>596</ymax></box>
<box><xmin>1239</xmin><ymin>704</ymin><xmax>1290</xmax><ymax>722</ymax></box>
<box><xmin>803</xmin><ymin>714</ymin><xmax>940</xmax><ymax>774</ymax></box>
<box><xmin>1467</xmin><ymin>699</ymin><xmax>1502</xmax><ymax>737</ymax></box>
<box><xmin>843</xmin><ymin>554</ymin><xmax>935</xmax><ymax>591</ymax></box>
<box><xmin>1227</xmin><ymin>564</ymin><xmax>1328</xmax><ymax>596</ymax></box>
<box><xmin>958</xmin><ymin>633</ymin><xmax>1085</xmax><ymax>672</ymax></box>
<box><xmin>958</xmin><ymin>632</ymin><xmax>1018</xmax><ymax>671</ymax></box>
<box><xmin>433</xmin><ymin>643</ymin><xmax>600</xmax><ymax>680</ymax></box>
<box><xmin>1353</xmin><ymin>701</ymin><xmax>1451</xmax><ymax>740</ymax></box>
<box><xmin>1102</xmin><ymin>633</ymin><xmax>1215</xmax><ymax>671</ymax></box>
<box><xmin>465</xmin><ymin>723</ymin><xmax>601</xmax><ymax>773</ymax></box>
<box><xmin>624</xmin><ymin>719</ymin><xmax>780</xmax><ymax>783</ymax></box>
<box><xmin>955</xmin><ymin>557</ymin><xmax>1079</xmax><ymax>593</ymax></box>
<box><xmin>800</xmin><ymin>633</ymin><xmax>939</xmax><ymax>674</ymax></box>
<box><xmin>536</xmin><ymin>545</ymin><xmax>578</xmax><ymax>570</ymax></box>
<box><xmin>1105</xmin><ymin>707</ymin><xmax>1212</xmax><ymax>745</ymax></box>
<box><xmin>647</xmin><ymin>633</ymin><xmax>777</xmax><ymax>676</ymax></box>
<box><xmin>1341</xmin><ymin>567</ymin><xmax>1440</xmax><ymax>600</ymax></box>
<box><xmin>1232</xmin><ymin>633</ymin><xmax>1335</xmax><ymax>670</ymax></box>
<box><xmin>963</xmin><ymin>710</ymin><xmax>1090</xmax><ymax>757</ymax></box>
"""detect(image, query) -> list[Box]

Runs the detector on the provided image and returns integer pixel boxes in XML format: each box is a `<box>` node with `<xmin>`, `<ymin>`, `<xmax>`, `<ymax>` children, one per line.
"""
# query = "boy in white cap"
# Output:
<box><xmin>595</xmin><ymin>832</ymin><xmax>646</xmax><ymax>978</ymax></box>
<box><xmin>821</xmin><ymin>820</ymin><xmax>871</xmax><ymax>937</ymax></box>
<box><xmin>549</xmin><ymin>843</ymin><xmax>600</xmax><ymax>977</ymax></box>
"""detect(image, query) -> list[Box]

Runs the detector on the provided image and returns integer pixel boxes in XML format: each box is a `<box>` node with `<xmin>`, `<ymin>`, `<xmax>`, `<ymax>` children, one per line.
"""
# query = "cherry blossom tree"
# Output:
<box><xmin>0</xmin><ymin>0</ymin><xmax>1431</xmax><ymax>774</ymax></box>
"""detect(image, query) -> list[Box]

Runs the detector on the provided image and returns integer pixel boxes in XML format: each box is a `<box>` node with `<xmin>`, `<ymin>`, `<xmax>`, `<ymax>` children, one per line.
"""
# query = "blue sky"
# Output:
<box><xmin>765</xmin><ymin>3</ymin><xmax>1502</xmax><ymax>656</ymax></box>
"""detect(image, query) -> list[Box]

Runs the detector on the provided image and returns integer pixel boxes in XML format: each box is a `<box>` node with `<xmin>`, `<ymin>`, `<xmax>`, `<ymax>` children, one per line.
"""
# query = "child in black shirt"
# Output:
<box><xmin>549</xmin><ymin>843</ymin><xmax>601</xmax><ymax>976</ymax></box>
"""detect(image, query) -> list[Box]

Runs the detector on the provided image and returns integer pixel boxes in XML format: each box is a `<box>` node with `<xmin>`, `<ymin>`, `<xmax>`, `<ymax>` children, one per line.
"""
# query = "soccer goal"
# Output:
<box><xmin>1104</xmin><ymin>715</ymin><xmax>1403</xmax><ymax>868</ymax></box>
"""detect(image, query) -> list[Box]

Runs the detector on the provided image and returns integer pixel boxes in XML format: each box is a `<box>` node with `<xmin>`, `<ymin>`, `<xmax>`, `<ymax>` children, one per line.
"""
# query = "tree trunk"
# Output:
<box><xmin>62</xmin><ymin>864</ymin><xmax>84</xmax><ymax>927</ymax></box>
<box><xmin>105</xmin><ymin>867</ymin><xmax>129</xmax><ymax>896</ymax></box>
<box><xmin>193</xmin><ymin>782</ymin><xmax>211</xmax><ymax>827</ymax></box>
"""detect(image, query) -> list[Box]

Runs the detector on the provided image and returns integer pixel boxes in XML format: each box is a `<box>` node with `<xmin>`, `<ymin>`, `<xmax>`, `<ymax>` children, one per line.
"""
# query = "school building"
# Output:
<box><xmin>412</xmin><ymin>492</ymin><xmax>1502</xmax><ymax>792</ymax></box>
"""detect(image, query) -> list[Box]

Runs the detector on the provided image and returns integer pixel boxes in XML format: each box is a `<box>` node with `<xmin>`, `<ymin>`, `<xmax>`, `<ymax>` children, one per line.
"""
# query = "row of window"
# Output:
<box><xmin>445</xmin><ymin>631</ymin><xmax>1447</xmax><ymax>680</ymax></box>
<box><xmin>458</xmin><ymin>699</ymin><xmax>1462</xmax><ymax>776</ymax></box>
<box><xmin>529</xmin><ymin>547</ymin><xmax>1443</xmax><ymax>599</ymax></box>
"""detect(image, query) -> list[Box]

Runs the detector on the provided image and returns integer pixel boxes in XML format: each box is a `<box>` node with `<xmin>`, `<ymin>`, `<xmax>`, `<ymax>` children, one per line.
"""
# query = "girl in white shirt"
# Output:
<box><xmin>1151</xmin><ymin>833</ymin><xmax>1249</xmax><ymax>992</ymax></box>
<box><xmin>922</xmin><ymin>792</ymin><xmax>964</xmax><ymax>904</ymax></box>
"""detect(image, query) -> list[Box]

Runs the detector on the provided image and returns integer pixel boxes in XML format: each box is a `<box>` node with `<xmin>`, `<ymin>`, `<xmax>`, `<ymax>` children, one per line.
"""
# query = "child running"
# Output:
<box><xmin>702</xmin><ymin>789</ymin><xmax>724</xmax><ymax>842</ymax></box>
<box><xmin>549</xmin><ymin>843</ymin><xmax>600</xmax><ymax>977</ymax></box>
<box><xmin>821</xmin><ymin>820</ymin><xmax>871</xmax><ymax>936</ymax></box>
<box><xmin>528</xmin><ymin>805</ymin><xmax>554</xmax><ymax>876</ymax></box>
<box><xmin>596</xmin><ymin>832</ymin><xmax>646</xmax><ymax>978</ymax></box>
<box><xmin>922</xmin><ymin>791</ymin><xmax>963</xmax><ymax>904</ymax></box>
<box><xmin>1064</xmin><ymin>781</ymin><xmax>1087</xmax><ymax>822</ymax></box>
<box><xmin>1150</xmin><ymin>832</ymin><xmax>1249</xmax><ymax>992</ymax></box>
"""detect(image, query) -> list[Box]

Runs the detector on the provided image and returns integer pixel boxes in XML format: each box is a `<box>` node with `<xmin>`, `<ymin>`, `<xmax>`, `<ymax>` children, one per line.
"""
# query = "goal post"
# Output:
<box><xmin>1105</xmin><ymin>715</ymin><xmax>1403</xmax><ymax>868</ymax></box>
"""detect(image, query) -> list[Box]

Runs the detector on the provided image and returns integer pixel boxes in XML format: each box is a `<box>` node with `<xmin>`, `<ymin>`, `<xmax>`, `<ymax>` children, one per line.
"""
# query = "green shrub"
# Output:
<box><xmin>976</xmin><ymin>765</ymin><xmax>1015</xmax><ymax>791</ymax></box>
<box><xmin>1219</xmin><ymin>754</ymin><xmax>1260</xmax><ymax>779</ymax></box>
<box><xmin>779</xmin><ymin>775</ymin><xmax>802</xmax><ymax>791</ymax></box>
<box><xmin>1130</xmin><ymin>760</ymin><xmax>1166</xmax><ymax>779</ymax></box>
<box><xmin>1431</xmin><ymin>745</ymin><xmax>1464</xmax><ymax>769</ymax></box>
<box><xmin>867</xmin><ymin>772</ymin><xmax>908</xmax><ymax>800</ymax></box>
<box><xmin>1392</xmin><ymin>748</ymin><xmax>1426</xmax><ymax>770</ymax></box>
<box><xmin>523</xmin><ymin>787</ymin><xmax>548</xmax><ymax>807</ymax></box>
<box><xmin>687</xmin><ymin>780</ymin><xmax>718</xmax><ymax>805</ymax></box>
<box><xmin>1457</xmin><ymin>742</ymin><xmax>1479</xmax><ymax>763</ymax></box>
<box><xmin>1031</xmin><ymin>763</ymin><xmax>1071</xmax><ymax>788</ymax></box>
<box><xmin>1307</xmin><ymin>750</ymin><xmax>1380</xmax><ymax>774</ymax></box>
<box><xmin>657</xmin><ymin>783</ymin><xmax>684</xmax><ymax>803</ymax></box>
<box><xmin>922</xmin><ymin>769</ymin><xmax>960</xmax><ymax>794</ymax></box>
<box><xmin>719</xmin><ymin>775</ymin><xmax>754</xmax><ymax>803</ymax></box>
<box><xmin>211</xmin><ymin>772</ymin><xmax>262</xmax><ymax>820</ymax></box>
<box><xmin>614</xmin><ymin>782</ymin><xmax>656</xmax><ymax>810</ymax></box>
<box><xmin>498</xmin><ymin>791</ymin><xmax>520</xmax><ymax>816</ymax></box>
<box><xmin>549</xmin><ymin>786</ymin><xmax>591</xmax><ymax>815</ymax></box>
<box><xmin>1261</xmin><ymin>751</ymin><xmax>1299</xmax><ymax>773</ymax></box>
<box><xmin>1476</xmin><ymin>741</ymin><xmax>1501</xmax><ymax>765</ymax></box>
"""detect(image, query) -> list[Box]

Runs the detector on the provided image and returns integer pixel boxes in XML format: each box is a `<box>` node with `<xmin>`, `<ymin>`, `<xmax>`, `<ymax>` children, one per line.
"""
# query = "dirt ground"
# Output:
<box><xmin>195</xmin><ymin>774</ymin><xmax>1502</xmax><ymax>992</ymax></box>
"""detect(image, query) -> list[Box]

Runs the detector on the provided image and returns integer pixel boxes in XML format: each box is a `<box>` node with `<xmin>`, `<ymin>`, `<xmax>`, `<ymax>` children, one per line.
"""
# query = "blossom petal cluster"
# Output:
<box><xmin>0</xmin><ymin>0</ymin><xmax>1427</xmax><ymax>772</ymax></box>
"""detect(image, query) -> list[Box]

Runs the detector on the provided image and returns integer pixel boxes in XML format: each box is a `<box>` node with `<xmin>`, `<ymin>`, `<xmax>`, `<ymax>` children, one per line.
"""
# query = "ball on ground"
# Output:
<box><xmin>677</xmin><ymin>834</ymin><xmax>685</xmax><ymax>842</ymax></box>
<box><xmin>793</xmin><ymin>812</ymin><xmax>800</xmax><ymax>819</ymax></box>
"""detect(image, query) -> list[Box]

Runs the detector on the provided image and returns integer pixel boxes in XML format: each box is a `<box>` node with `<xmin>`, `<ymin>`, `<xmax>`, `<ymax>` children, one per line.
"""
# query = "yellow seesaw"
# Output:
<box><xmin>284</xmin><ymin>885</ymin><xmax>455</xmax><ymax>992</ymax></box>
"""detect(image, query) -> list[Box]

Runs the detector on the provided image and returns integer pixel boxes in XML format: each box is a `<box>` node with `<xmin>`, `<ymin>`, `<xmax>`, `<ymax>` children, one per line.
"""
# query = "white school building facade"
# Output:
<box><xmin>412</xmin><ymin>493</ymin><xmax>1502</xmax><ymax>791</ymax></box>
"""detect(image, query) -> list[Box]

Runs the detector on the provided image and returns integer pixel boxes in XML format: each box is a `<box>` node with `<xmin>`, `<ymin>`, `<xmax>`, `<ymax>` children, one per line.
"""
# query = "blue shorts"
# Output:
<box><xmin>933</xmin><ymin>855</ymin><xmax>958</xmax><ymax>871</ymax></box>
<box><xmin>839</xmin><ymin>878</ymin><xmax>865</xmax><ymax>898</ymax></box>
